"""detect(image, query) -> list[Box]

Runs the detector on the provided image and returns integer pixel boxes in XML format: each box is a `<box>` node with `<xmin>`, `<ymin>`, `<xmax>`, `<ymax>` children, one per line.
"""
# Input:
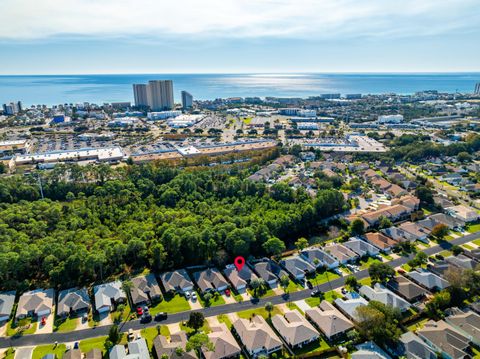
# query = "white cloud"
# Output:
<box><xmin>0</xmin><ymin>0</ymin><xmax>478</xmax><ymax>40</ymax></box>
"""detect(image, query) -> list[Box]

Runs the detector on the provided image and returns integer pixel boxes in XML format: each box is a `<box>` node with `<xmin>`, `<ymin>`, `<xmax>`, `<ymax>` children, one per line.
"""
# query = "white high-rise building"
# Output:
<box><xmin>147</xmin><ymin>80</ymin><xmax>174</xmax><ymax>111</ymax></box>
<box><xmin>475</xmin><ymin>83</ymin><xmax>480</xmax><ymax>95</ymax></box>
<box><xmin>132</xmin><ymin>84</ymin><xmax>148</xmax><ymax>107</ymax></box>
<box><xmin>181</xmin><ymin>90</ymin><xmax>193</xmax><ymax>109</ymax></box>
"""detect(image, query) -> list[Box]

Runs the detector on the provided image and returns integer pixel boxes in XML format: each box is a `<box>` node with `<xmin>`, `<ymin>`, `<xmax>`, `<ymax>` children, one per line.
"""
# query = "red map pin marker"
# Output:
<box><xmin>234</xmin><ymin>256</ymin><xmax>245</xmax><ymax>271</ymax></box>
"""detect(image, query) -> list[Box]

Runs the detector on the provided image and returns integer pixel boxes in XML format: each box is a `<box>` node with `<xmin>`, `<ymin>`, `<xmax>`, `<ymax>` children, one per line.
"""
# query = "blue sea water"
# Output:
<box><xmin>0</xmin><ymin>73</ymin><xmax>479</xmax><ymax>106</ymax></box>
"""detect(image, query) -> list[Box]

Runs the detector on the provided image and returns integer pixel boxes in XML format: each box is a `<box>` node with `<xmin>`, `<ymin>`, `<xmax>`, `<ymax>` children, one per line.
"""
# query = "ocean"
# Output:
<box><xmin>0</xmin><ymin>73</ymin><xmax>479</xmax><ymax>106</ymax></box>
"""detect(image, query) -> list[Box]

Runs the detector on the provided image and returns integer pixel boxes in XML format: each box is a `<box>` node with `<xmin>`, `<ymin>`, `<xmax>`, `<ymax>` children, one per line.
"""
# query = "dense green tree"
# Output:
<box><xmin>187</xmin><ymin>312</ymin><xmax>205</xmax><ymax>332</ymax></box>
<box><xmin>368</xmin><ymin>262</ymin><xmax>395</xmax><ymax>283</ymax></box>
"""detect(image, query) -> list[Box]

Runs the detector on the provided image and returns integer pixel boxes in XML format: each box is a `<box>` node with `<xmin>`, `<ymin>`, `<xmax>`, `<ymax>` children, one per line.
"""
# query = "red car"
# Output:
<box><xmin>41</xmin><ymin>317</ymin><xmax>46</xmax><ymax>326</ymax></box>
<box><xmin>136</xmin><ymin>307</ymin><xmax>143</xmax><ymax>316</ymax></box>
<box><xmin>225</xmin><ymin>289</ymin><xmax>231</xmax><ymax>296</ymax></box>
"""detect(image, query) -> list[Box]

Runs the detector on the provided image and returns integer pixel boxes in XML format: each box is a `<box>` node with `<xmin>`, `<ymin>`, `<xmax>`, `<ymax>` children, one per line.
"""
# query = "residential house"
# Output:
<box><xmin>422</xmin><ymin>213</ymin><xmax>465</xmax><ymax>230</ymax></box>
<box><xmin>300</xmin><ymin>248</ymin><xmax>339</xmax><ymax>269</ymax></box>
<box><xmin>280</xmin><ymin>256</ymin><xmax>316</xmax><ymax>280</ymax></box>
<box><xmin>85</xmin><ymin>349</ymin><xmax>102</xmax><ymax>359</ymax></box>
<box><xmin>109</xmin><ymin>337</ymin><xmax>149</xmax><ymax>359</ymax></box>
<box><xmin>153</xmin><ymin>331</ymin><xmax>196</xmax><ymax>359</ymax></box>
<box><xmin>57</xmin><ymin>288</ymin><xmax>91</xmax><ymax>317</ymax></box>
<box><xmin>343</xmin><ymin>238</ymin><xmax>380</xmax><ymax>257</ymax></box>
<box><xmin>407</xmin><ymin>269</ymin><xmax>450</xmax><ymax>291</ymax></box>
<box><xmin>362</xmin><ymin>169</ymin><xmax>381</xmax><ymax>181</ymax></box>
<box><xmin>446</xmin><ymin>205</ymin><xmax>480</xmax><ymax>222</ymax></box>
<box><xmin>398</xmin><ymin>332</ymin><xmax>437</xmax><ymax>359</ymax></box>
<box><xmin>434</xmin><ymin>196</ymin><xmax>455</xmax><ymax>209</ymax></box>
<box><xmin>305</xmin><ymin>300</ymin><xmax>354</xmax><ymax>340</ymax></box>
<box><xmin>391</xmin><ymin>195</ymin><xmax>420</xmax><ymax>211</ymax></box>
<box><xmin>398</xmin><ymin>221</ymin><xmax>430</xmax><ymax>243</ymax></box>
<box><xmin>440</xmin><ymin>173</ymin><xmax>463</xmax><ymax>185</ymax></box>
<box><xmin>387</xmin><ymin>276</ymin><xmax>430</xmax><ymax>302</ymax></box>
<box><xmin>232</xmin><ymin>315</ymin><xmax>283</xmax><ymax>357</ymax></box>
<box><xmin>62</xmin><ymin>349</ymin><xmax>81</xmax><ymax>359</ymax></box>
<box><xmin>160</xmin><ymin>269</ymin><xmax>194</xmax><ymax>294</ymax></box>
<box><xmin>428</xmin><ymin>260</ymin><xmax>455</xmax><ymax>277</ymax></box>
<box><xmin>203</xmin><ymin>323</ymin><xmax>241</xmax><ymax>359</ymax></box>
<box><xmin>445</xmin><ymin>308</ymin><xmax>480</xmax><ymax>346</ymax></box>
<box><xmin>360</xmin><ymin>204</ymin><xmax>412</xmax><ymax>228</ymax></box>
<box><xmin>364</xmin><ymin>232</ymin><xmax>398</xmax><ymax>252</ymax></box>
<box><xmin>445</xmin><ymin>255</ymin><xmax>479</xmax><ymax>271</ymax></box>
<box><xmin>359</xmin><ymin>284</ymin><xmax>411</xmax><ymax>312</ymax></box>
<box><xmin>193</xmin><ymin>268</ymin><xmax>229</xmax><ymax>293</ymax></box>
<box><xmin>271</xmin><ymin>310</ymin><xmax>319</xmax><ymax>349</ymax></box>
<box><xmin>351</xmin><ymin>341</ymin><xmax>392</xmax><ymax>359</ymax></box>
<box><xmin>251</xmin><ymin>259</ymin><xmax>289</xmax><ymax>287</ymax></box>
<box><xmin>417</xmin><ymin>320</ymin><xmax>471</xmax><ymax>359</ymax></box>
<box><xmin>0</xmin><ymin>291</ymin><xmax>16</xmax><ymax>322</ymax></box>
<box><xmin>93</xmin><ymin>281</ymin><xmax>127</xmax><ymax>314</ymax></box>
<box><xmin>323</xmin><ymin>243</ymin><xmax>359</xmax><ymax>264</ymax></box>
<box><xmin>334</xmin><ymin>292</ymin><xmax>369</xmax><ymax>322</ymax></box>
<box><xmin>381</xmin><ymin>226</ymin><xmax>413</xmax><ymax>243</ymax></box>
<box><xmin>130</xmin><ymin>274</ymin><xmax>162</xmax><ymax>306</ymax></box>
<box><xmin>223</xmin><ymin>264</ymin><xmax>258</xmax><ymax>292</ymax></box>
<box><xmin>16</xmin><ymin>288</ymin><xmax>54</xmax><ymax>319</ymax></box>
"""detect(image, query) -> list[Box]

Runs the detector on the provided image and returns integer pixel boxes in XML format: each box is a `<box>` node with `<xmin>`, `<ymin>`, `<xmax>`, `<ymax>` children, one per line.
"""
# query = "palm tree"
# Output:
<box><xmin>265</xmin><ymin>302</ymin><xmax>274</xmax><ymax>318</ymax></box>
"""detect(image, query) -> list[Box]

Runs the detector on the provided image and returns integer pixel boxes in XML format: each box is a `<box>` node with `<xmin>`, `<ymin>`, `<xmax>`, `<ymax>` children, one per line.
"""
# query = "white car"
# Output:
<box><xmin>184</xmin><ymin>291</ymin><xmax>191</xmax><ymax>299</ymax></box>
<box><xmin>191</xmin><ymin>292</ymin><xmax>197</xmax><ymax>301</ymax></box>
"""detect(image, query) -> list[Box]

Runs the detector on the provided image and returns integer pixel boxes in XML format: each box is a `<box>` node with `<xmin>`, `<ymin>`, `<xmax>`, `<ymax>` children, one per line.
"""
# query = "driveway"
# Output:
<box><xmin>189</xmin><ymin>298</ymin><xmax>203</xmax><ymax>310</ymax></box>
<box><xmin>222</xmin><ymin>295</ymin><xmax>236</xmax><ymax>304</ymax></box>
<box><xmin>293</xmin><ymin>300</ymin><xmax>310</xmax><ymax>312</ymax></box>
<box><xmin>36</xmin><ymin>314</ymin><xmax>53</xmax><ymax>334</ymax></box>
<box><xmin>14</xmin><ymin>346</ymin><xmax>34</xmax><ymax>359</ymax></box>
<box><xmin>0</xmin><ymin>322</ymin><xmax>6</xmax><ymax>337</ymax></box>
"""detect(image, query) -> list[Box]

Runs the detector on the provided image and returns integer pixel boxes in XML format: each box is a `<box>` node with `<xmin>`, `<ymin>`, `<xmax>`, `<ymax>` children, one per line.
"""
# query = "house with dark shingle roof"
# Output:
<box><xmin>223</xmin><ymin>264</ymin><xmax>258</xmax><ymax>292</ymax></box>
<box><xmin>300</xmin><ymin>248</ymin><xmax>339</xmax><ymax>269</ymax></box>
<box><xmin>398</xmin><ymin>332</ymin><xmax>437</xmax><ymax>359</ymax></box>
<box><xmin>280</xmin><ymin>256</ymin><xmax>316</xmax><ymax>280</ymax></box>
<box><xmin>251</xmin><ymin>259</ymin><xmax>289</xmax><ymax>287</ymax></box>
<box><xmin>445</xmin><ymin>308</ymin><xmax>480</xmax><ymax>346</ymax></box>
<box><xmin>417</xmin><ymin>320</ymin><xmax>471</xmax><ymax>359</ymax></box>
<box><xmin>407</xmin><ymin>269</ymin><xmax>450</xmax><ymax>291</ymax></box>
<box><xmin>343</xmin><ymin>238</ymin><xmax>380</xmax><ymax>257</ymax></box>
<box><xmin>387</xmin><ymin>276</ymin><xmax>430</xmax><ymax>302</ymax></box>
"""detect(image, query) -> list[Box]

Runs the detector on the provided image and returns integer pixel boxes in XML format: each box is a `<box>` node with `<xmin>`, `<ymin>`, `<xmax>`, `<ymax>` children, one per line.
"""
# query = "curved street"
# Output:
<box><xmin>1</xmin><ymin>231</ymin><xmax>478</xmax><ymax>350</ymax></box>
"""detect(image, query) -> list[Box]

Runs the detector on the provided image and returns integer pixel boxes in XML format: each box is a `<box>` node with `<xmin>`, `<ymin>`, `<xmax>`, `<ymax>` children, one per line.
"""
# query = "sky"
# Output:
<box><xmin>1</xmin><ymin>0</ymin><xmax>479</xmax><ymax>74</ymax></box>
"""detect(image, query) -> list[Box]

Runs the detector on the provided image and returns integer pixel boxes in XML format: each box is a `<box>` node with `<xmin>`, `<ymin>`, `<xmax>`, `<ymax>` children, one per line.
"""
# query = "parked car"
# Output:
<box><xmin>185</xmin><ymin>291</ymin><xmax>191</xmax><ymax>299</ymax></box>
<box><xmin>225</xmin><ymin>289</ymin><xmax>231</xmax><ymax>296</ymax></box>
<box><xmin>306</xmin><ymin>281</ymin><xmax>313</xmax><ymax>289</ymax></box>
<box><xmin>140</xmin><ymin>314</ymin><xmax>152</xmax><ymax>323</ymax></box>
<box><xmin>191</xmin><ymin>292</ymin><xmax>197</xmax><ymax>301</ymax></box>
<box><xmin>154</xmin><ymin>312</ymin><xmax>168</xmax><ymax>321</ymax></box>
<box><xmin>136</xmin><ymin>307</ymin><xmax>143</xmax><ymax>316</ymax></box>
<box><xmin>41</xmin><ymin>317</ymin><xmax>46</xmax><ymax>326</ymax></box>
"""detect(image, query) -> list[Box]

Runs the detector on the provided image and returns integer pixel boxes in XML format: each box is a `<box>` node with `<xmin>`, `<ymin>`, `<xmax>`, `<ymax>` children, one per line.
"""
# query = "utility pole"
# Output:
<box><xmin>37</xmin><ymin>173</ymin><xmax>44</xmax><ymax>199</ymax></box>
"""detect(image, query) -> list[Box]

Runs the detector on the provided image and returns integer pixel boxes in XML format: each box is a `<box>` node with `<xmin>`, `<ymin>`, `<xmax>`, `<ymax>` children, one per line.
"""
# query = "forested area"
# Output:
<box><xmin>0</xmin><ymin>161</ymin><xmax>346</xmax><ymax>291</ymax></box>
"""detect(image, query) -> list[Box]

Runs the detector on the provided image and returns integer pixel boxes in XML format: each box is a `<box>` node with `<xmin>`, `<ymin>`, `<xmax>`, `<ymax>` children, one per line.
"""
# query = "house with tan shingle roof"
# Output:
<box><xmin>130</xmin><ymin>274</ymin><xmax>162</xmax><ymax>306</ymax></box>
<box><xmin>57</xmin><ymin>288</ymin><xmax>90</xmax><ymax>317</ymax></box>
<box><xmin>271</xmin><ymin>310</ymin><xmax>319</xmax><ymax>349</ymax></box>
<box><xmin>16</xmin><ymin>288</ymin><xmax>54</xmax><ymax>320</ymax></box>
<box><xmin>305</xmin><ymin>300</ymin><xmax>354</xmax><ymax>340</ymax></box>
<box><xmin>153</xmin><ymin>331</ymin><xmax>196</xmax><ymax>359</ymax></box>
<box><xmin>417</xmin><ymin>320</ymin><xmax>471</xmax><ymax>359</ymax></box>
<box><xmin>387</xmin><ymin>276</ymin><xmax>430</xmax><ymax>302</ymax></box>
<box><xmin>232</xmin><ymin>315</ymin><xmax>282</xmax><ymax>357</ymax></box>
<box><xmin>203</xmin><ymin>323</ymin><xmax>241</xmax><ymax>359</ymax></box>
<box><xmin>223</xmin><ymin>264</ymin><xmax>258</xmax><ymax>292</ymax></box>
<box><xmin>323</xmin><ymin>243</ymin><xmax>359</xmax><ymax>264</ymax></box>
<box><xmin>364</xmin><ymin>232</ymin><xmax>398</xmax><ymax>252</ymax></box>
<box><xmin>160</xmin><ymin>269</ymin><xmax>194</xmax><ymax>294</ymax></box>
<box><xmin>193</xmin><ymin>268</ymin><xmax>229</xmax><ymax>293</ymax></box>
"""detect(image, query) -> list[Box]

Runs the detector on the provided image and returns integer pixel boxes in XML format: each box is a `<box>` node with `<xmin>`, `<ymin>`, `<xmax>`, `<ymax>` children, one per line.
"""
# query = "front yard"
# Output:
<box><xmin>150</xmin><ymin>293</ymin><xmax>191</xmax><ymax>315</ymax></box>
<box><xmin>237</xmin><ymin>306</ymin><xmax>282</xmax><ymax>320</ymax></box>
<box><xmin>6</xmin><ymin>318</ymin><xmax>37</xmax><ymax>336</ymax></box>
<box><xmin>54</xmin><ymin>316</ymin><xmax>78</xmax><ymax>332</ymax></box>
<box><xmin>32</xmin><ymin>344</ymin><xmax>66</xmax><ymax>359</ymax></box>
<box><xmin>79</xmin><ymin>336</ymin><xmax>108</xmax><ymax>355</ymax></box>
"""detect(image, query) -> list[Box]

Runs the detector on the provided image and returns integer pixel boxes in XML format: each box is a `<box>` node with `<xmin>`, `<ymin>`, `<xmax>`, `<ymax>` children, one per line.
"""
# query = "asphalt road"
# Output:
<box><xmin>1</xmin><ymin>231</ymin><xmax>478</xmax><ymax>349</ymax></box>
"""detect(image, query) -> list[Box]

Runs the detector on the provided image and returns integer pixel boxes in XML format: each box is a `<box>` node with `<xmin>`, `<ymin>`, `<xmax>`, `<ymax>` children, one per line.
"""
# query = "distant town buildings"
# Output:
<box><xmin>2</xmin><ymin>101</ymin><xmax>22</xmax><ymax>115</ymax></box>
<box><xmin>377</xmin><ymin>114</ymin><xmax>404</xmax><ymax>124</ymax></box>
<box><xmin>181</xmin><ymin>90</ymin><xmax>193</xmax><ymax>109</ymax></box>
<box><xmin>132</xmin><ymin>80</ymin><xmax>174</xmax><ymax>110</ymax></box>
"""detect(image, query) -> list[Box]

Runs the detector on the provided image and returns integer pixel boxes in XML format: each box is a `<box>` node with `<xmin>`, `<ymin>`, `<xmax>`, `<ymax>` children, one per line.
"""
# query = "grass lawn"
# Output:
<box><xmin>53</xmin><ymin>316</ymin><xmax>78</xmax><ymax>332</ymax></box>
<box><xmin>237</xmin><ymin>306</ymin><xmax>282</xmax><ymax>320</ymax></box>
<box><xmin>198</xmin><ymin>293</ymin><xmax>226</xmax><ymax>307</ymax></box>
<box><xmin>474</xmin><ymin>239</ymin><xmax>480</xmax><ymax>246</ymax></box>
<box><xmin>380</xmin><ymin>253</ymin><xmax>393</xmax><ymax>261</ymax></box>
<box><xmin>472</xmin><ymin>346</ymin><xmax>480</xmax><ymax>359</ymax></box>
<box><xmin>3</xmin><ymin>348</ymin><xmax>15</xmax><ymax>359</ymax></box>
<box><xmin>467</xmin><ymin>223</ymin><xmax>480</xmax><ymax>234</ymax></box>
<box><xmin>305</xmin><ymin>296</ymin><xmax>321</xmax><ymax>307</ymax></box>
<box><xmin>308</xmin><ymin>271</ymin><xmax>341</xmax><ymax>286</ymax></box>
<box><xmin>32</xmin><ymin>344</ymin><xmax>67</xmax><ymax>359</ymax></box>
<box><xmin>358</xmin><ymin>277</ymin><xmax>372</xmax><ymax>287</ymax></box>
<box><xmin>141</xmin><ymin>326</ymin><xmax>169</xmax><ymax>349</ymax></box>
<box><xmin>293</xmin><ymin>337</ymin><xmax>331</xmax><ymax>355</ymax></box>
<box><xmin>285</xmin><ymin>280</ymin><xmax>303</xmax><ymax>293</ymax></box>
<box><xmin>401</xmin><ymin>263</ymin><xmax>412</xmax><ymax>272</ymax></box>
<box><xmin>217</xmin><ymin>314</ymin><xmax>233</xmax><ymax>329</ymax></box>
<box><xmin>286</xmin><ymin>302</ymin><xmax>303</xmax><ymax>314</ymax></box>
<box><xmin>180</xmin><ymin>320</ymin><xmax>211</xmax><ymax>334</ymax></box>
<box><xmin>461</xmin><ymin>243</ymin><xmax>475</xmax><ymax>250</ymax></box>
<box><xmin>6</xmin><ymin>319</ymin><xmax>37</xmax><ymax>336</ymax></box>
<box><xmin>112</xmin><ymin>303</ymin><xmax>132</xmax><ymax>324</ymax></box>
<box><xmin>439</xmin><ymin>250</ymin><xmax>453</xmax><ymax>258</ymax></box>
<box><xmin>247</xmin><ymin>287</ymin><xmax>275</xmax><ymax>298</ymax></box>
<box><xmin>79</xmin><ymin>336</ymin><xmax>107</xmax><ymax>355</ymax></box>
<box><xmin>359</xmin><ymin>257</ymin><xmax>382</xmax><ymax>270</ymax></box>
<box><xmin>150</xmin><ymin>294</ymin><xmax>191</xmax><ymax>315</ymax></box>
<box><xmin>407</xmin><ymin>317</ymin><xmax>429</xmax><ymax>332</ymax></box>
